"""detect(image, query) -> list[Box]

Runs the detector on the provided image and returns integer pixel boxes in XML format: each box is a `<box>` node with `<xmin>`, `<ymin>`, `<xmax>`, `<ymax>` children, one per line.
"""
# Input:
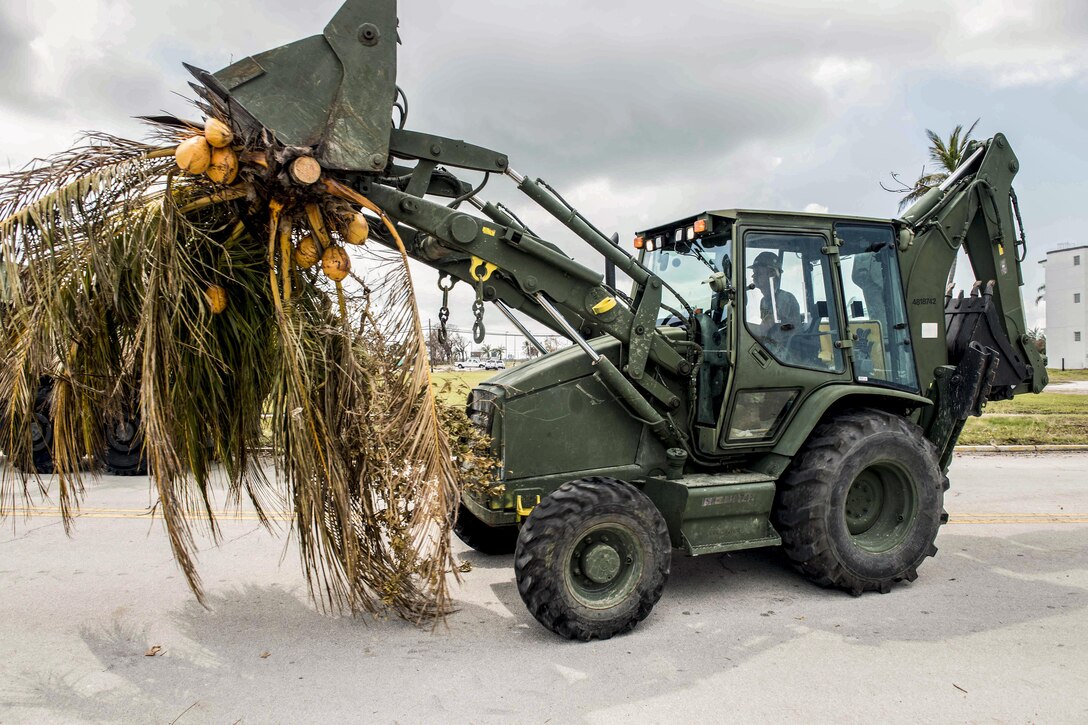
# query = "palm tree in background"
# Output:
<box><xmin>894</xmin><ymin>120</ymin><xmax>980</xmax><ymax>288</ymax></box>
<box><xmin>898</xmin><ymin>120</ymin><xmax>980</xmax><ymax>209</ymax></box>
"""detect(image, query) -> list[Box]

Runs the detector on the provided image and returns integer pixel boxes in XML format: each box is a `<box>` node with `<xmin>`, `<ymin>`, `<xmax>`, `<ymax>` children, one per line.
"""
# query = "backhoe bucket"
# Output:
<box><xmin>188</xmin><ymin>0</ymin><xmax>398</xmax><ymax>172</ymax></box>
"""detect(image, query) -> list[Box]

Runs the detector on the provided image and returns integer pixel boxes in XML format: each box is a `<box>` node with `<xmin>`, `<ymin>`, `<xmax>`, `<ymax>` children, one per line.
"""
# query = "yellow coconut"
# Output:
<box><xmin>203</xmin><ymin>118</ymin><xmax>234</xmax><ymax>148</ymax></box>
<box><xmin>345</xmin><ymin>212</ymin><xmax>370</xmax><ymax>245</ymax></box>
<box><xmin>294</xmin><ymin>234</ymin><xmax>322</xmax><ymax>268</ymax></box>
<box><xmin>204</xmin><ymin>284</ymin><xmax>227</xmax><ymax>314</ymax></box>
<box><xmin>322</xmin><ymin>245</ymin><xmax>351</xmax><ymax>282</ymax></box>
<box><xmin>206</xmin><ymin>146</ymin><xmax>239</xmax><ymax>184</ymax></box>
<box><xmin>175</xmin><ymin>136</ymin><xmax>211</xmax><ymax>174</ymax></box>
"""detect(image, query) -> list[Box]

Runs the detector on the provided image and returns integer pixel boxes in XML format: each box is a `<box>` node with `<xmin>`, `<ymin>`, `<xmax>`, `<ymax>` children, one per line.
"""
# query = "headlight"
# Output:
<box><xmin>466</xmin><ymin>388</ymin><xmax>497</xmax><ymax>434</ymax></box>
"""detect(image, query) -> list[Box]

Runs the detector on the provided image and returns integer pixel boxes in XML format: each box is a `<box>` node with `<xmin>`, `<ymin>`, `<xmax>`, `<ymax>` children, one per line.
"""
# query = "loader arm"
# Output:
<box><xmin>352</xmin><ymin>175</ymin><xmax>693</xmax><ymax>447</ymax></box>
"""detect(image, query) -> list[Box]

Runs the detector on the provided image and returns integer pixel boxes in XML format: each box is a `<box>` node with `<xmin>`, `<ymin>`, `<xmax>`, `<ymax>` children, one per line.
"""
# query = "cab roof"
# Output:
<box><xmin>637</xmin><ymin>209</ymin><xmax>895</xmax><ymax>237</ymax></box>
<box><xmin>711</xmin><ymin>209</ymin><xmax>894</xmax><ymax>225</ymax></box>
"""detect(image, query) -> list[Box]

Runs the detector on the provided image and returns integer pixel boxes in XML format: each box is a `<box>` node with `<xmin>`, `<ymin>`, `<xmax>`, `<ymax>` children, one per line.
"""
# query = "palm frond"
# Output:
<box><xmin>0</xmin><ymin>111</ymin><xmax>481</xmax><ymax>621</ymax></box>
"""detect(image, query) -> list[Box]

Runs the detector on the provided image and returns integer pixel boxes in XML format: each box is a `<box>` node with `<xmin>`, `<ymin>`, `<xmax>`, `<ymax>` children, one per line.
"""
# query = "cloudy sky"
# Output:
<box><xmin>2</xmin><ymin>0</ymin><xmax>1084</xmax><ymax>342</ymax></box>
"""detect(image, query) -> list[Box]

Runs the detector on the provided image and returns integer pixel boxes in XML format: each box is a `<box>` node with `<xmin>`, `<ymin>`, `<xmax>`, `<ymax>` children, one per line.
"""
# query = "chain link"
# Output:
<box><xmin>436</xmin><ymin>272</ymin><xmax>456</xmax><ymax>345</ymax></box>
<box><xmin>472</xmin><ymin>279</ymin><xmax>486</xmax><ymax>343</ymax></box>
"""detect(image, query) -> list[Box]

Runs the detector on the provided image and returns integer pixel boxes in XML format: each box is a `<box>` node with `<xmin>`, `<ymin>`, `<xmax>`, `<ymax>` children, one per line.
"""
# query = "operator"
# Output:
<box><xmin>851</xmin><ymin>250</ymin><xmax>886</xmax><ymax>323</ymax></box>
<box><xmin>749</xmin><ymin>251</ymin><xmax>802</xmax><ymax>356</ymax></box>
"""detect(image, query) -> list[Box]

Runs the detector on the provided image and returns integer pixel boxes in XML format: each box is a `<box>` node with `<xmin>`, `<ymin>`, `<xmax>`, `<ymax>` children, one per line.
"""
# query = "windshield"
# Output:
<box><xmin>644</xmin><ymin>232</ymin><xmax>732</xmax><ymax>322</ymax></box>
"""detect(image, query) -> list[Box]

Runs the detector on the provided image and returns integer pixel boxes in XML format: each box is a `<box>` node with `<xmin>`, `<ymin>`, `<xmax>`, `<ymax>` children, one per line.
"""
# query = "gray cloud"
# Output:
<box><xmin>0</xmin><ymin>4</ymin><xmax>54</xmax><ymax>112</ymax></box>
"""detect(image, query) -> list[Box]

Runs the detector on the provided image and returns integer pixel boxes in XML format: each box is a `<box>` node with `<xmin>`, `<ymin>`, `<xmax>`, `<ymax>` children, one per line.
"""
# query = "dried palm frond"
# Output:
<box><xmin>0</xmin><ymin>110</ymin><xmax>488</xmax><ymax>621</ymax></box>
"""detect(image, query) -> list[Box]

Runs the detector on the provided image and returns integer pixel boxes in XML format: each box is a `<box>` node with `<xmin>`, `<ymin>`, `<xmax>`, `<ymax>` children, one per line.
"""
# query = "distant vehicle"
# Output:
<box><xmin>483</xmin><ymin>359</ymin><xmax>506</xmax><ymax>370</ymax></box>
<box><xmin>454</xmin><ymin>360</ymin><xmax>487</xmax><ymax>370</ymax></box>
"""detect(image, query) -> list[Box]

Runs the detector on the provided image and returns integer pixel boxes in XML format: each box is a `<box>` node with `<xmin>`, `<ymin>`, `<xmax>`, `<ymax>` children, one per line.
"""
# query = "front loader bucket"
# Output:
<box><xmin>188</xmin><ymin>0</ymin><xmax>399</xmax><ymax>172</ymax></box>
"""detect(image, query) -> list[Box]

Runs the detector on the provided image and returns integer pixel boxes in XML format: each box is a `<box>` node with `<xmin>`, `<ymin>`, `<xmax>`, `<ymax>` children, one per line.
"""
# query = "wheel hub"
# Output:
<box><xmin>845</xmin><ymin>474</ymin><xmax>885</xmax><ymax>534</ymax></box>
<box><xmin>31</xmin><ymin>413</ymin><xmax>50</xmax><ymax>450</ymax></box>
<box><xmin>843</xmin><ymin>462</ymin><xmax>918</xmax><ymax>553</ymax></box>
<box><xmin>567</xmin><ymin>525</ymin><xmax>642</xmax><ymax>608</ymax></box>
<box><xmin>106</xmin><ymin>419</ymin><xmax>139</xmax><ymax>450</ymax></box>
<box><xmin>30</xmin><ymin>418</ymin><xmax>46</xmax><ymax>445</ymax></box>
<box><xmin>581</xmin><ymin>543</ymin><xmax>622</xmax><ymax>584</ymax></box>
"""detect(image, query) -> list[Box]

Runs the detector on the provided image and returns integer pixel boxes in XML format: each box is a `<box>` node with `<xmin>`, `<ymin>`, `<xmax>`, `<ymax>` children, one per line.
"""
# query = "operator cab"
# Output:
<box><xmin>637</xmin><ymin>210</ymin><xmax>919</xmax><ymax>455</ymax></box>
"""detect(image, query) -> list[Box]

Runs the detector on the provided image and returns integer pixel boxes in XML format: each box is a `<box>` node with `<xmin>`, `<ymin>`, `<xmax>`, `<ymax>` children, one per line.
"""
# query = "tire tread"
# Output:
<box><xmin>773</xmin><ymin>409</ymin><xmax>947</xmax><ymax>595</ymax></box>
<box><xmin>515</xmin><ymin>477</ymin><xmax>670</xmax><ymax>641</ymax></box>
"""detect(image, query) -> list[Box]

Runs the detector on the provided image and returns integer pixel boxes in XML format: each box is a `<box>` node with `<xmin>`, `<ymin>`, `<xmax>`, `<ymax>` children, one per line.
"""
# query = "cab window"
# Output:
<box><xmin>743</xmin><ymin>231</ymin><xmax>844</xmax><ymax>372</ymax></box>
<box><xmin>644</xmin><ymin>229</ymin><xmax>732</xmax><ymax>324</ymax></box>
<box><xmin>836</xmin><ymin>224</ymin><xmax>919</xmax><ymax>391</ymax></box>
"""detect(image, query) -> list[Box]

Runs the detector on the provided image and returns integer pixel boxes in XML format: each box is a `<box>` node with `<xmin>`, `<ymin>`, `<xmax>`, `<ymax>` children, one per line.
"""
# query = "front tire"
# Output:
<box><xmin>515</xmin><ymin>478</ymin><xmax>671</xmax><ymax>641</ymax></box>
<box><xmin>773</xmin><ymin>409</ymin><xmax>946</xmax><ymax>595</ymax></box>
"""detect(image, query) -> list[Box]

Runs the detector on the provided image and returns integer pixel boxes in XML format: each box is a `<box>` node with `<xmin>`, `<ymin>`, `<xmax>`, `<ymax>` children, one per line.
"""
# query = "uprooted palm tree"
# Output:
<box><xmin>887</xmin><ymin>120</ymin><xmax>980</xmax><ymax>288</ymax></box>
<box><xmin>0</xmin><ymin>110</ymin><xmax>493</xmax><ymax>622</ymax></box>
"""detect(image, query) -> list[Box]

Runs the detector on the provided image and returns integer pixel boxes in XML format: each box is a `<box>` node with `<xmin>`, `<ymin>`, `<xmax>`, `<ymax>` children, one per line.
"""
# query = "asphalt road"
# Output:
<box><xmin>1</xmin><ymin>453</ymin><xmax>1086</xmax><ymax>724</ymax></box>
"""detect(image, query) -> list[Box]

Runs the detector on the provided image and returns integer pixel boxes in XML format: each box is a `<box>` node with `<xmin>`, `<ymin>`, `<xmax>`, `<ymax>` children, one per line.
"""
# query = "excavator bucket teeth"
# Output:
<box><xmin>191</xmin><ymin>0</ymin><xmax>399</xmax><ymax>172</ymax></box>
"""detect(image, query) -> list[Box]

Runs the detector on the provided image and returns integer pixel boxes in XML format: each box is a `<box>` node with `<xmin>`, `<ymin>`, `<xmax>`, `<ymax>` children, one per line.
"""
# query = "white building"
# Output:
<box><xmin>1043</xmin><ymin>244</ymin><xmax>1088</xmax><ymax>369</ymax></box>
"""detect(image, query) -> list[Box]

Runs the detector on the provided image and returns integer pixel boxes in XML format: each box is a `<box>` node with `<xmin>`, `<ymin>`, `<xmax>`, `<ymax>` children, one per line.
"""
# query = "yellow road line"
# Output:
<box><xmin>948</xmin><ymin>514</ymin><xmax>1088</xmax><ymax>524</ymax></box>
<box><xmin>5</xmin><ymin>507</ymin><xmax>292</xmax><ymax>522</ymax></box>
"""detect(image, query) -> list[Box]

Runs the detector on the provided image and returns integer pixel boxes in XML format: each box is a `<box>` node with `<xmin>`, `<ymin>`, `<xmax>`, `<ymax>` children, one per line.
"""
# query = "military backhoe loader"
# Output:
<box><xmin>34</xmin><ymin>0</ymin><xmax>1050</xmax><ymax>639</ymax></box>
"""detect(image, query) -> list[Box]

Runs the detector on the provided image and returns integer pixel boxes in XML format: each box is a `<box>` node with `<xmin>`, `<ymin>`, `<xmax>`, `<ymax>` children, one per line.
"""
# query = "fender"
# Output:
<box><xmin>771</xmin><ymin>385</ymin><xmax>932</xmax><ymax>459</ymax></box>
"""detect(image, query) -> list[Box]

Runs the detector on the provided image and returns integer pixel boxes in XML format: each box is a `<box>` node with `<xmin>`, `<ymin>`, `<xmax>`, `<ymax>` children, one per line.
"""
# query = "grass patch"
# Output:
<box><xmin>960</xmin><ymin>414</ymin><xmax>1088</xmax><ymax>446</ymax></box>
<box><xmin>1045</xmin><ymin>368</ymin><xmax>1088</xmax><ymax>383</ymax></box>
<box><xmin>966</xmin><ymin>385</ymin><xmax>1088</xmax><ymax>445</ymax></box>
<box><xmin>432</xmin><ymin>370</ymin><xmax>498</xmax><ymax>405</ymax></box>
<box><xmin>983</xmin><ymin>393</ymin><xmax>1088</xmax><ymax>415</ymax></box>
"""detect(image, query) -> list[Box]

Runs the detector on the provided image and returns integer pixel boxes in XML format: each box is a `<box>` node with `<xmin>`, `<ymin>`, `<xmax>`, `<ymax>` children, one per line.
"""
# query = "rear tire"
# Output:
<box><xmin>773</xmin><ymin>409</ymin><xmax>946</xmax><ymax>595</ymax></box>
<box><xmin>453</xmin><ymin>503</ymin><xmax>518</xmax><ymax>555</ymax></box>
<box><xmin>515</xmin><ymin>478</ymin><xmax>671</xmax><ymax>641</ymax></box>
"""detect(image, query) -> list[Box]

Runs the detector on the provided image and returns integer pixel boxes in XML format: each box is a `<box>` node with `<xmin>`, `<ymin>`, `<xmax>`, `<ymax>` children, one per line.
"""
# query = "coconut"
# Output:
<box><xmin>203</xmin><ymin>118</ymin><xmax>234</xmax><ymax>148</ymax></box>
<box><xmin>345</xmin><ymin>212</ymin><xmax>369</xmax><ymax>245</ymax></box>
<box><xmin>294</xmin><ymin>234</ymin><xmax>322</xmax><ymax>268</ymax></box>
<box><xmin>175</xmin><ymin>136</ymin><xmax>211</xmax><ymax>174</ymax></box>
<box><xmin>206</xmin><ymin>146</ymin><xmax>239</xmax><ymax>185</ymax></box>
<box><xmin>204</xmin><ymin>284</ymin><xmax>227</xmax><ymax>314</ymax></box>
<box><xmin>321</xmin><ymin>245</ymin><xmax>351</xmax><ymax>282</ymax></box>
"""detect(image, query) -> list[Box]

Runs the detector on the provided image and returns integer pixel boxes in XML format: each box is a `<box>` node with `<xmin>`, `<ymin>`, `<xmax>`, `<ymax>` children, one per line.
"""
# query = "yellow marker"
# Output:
<box><xmin>483</xmin><ymin>226</ymin><xmax>497</xmax><ymax>237</ymax></box>
<box><xmin>592</xmin><ymin>296</ymin><xmax>617</xmax><ymax>315</ymax></box>
<box><xmin>469</xmin><ymin>256</ymin><xmax>498</xmax><ymax>282</ymax></box>
<box><xmin>516</xmin><ymin>494</ymin><xmax>541</xmax><ymax>520</ymax></box>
